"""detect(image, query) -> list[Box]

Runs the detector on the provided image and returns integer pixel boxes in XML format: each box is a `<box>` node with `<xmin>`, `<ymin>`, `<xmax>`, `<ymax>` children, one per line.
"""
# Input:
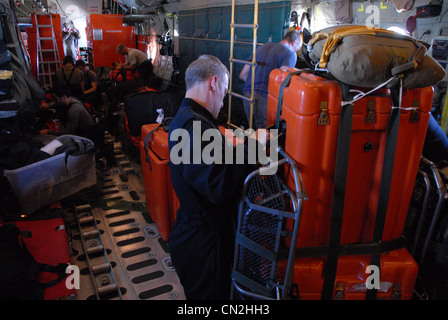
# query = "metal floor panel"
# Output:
<box><xmin>69</xmin><ymin>137</ymin><xmax>185</xmax><ymax>300</ymax></box>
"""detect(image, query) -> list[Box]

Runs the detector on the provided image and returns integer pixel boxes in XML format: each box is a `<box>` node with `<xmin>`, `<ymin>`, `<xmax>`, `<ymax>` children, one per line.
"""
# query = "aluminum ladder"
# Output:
<box><xmin>228</xmin><ymin>0</ymin><xmax>259</xmax><ymax>130</ymax></box>
<box><xmin>34</xmin><ymin>13</ymin><xmax>62</xmax><ymax>89</ymax></box>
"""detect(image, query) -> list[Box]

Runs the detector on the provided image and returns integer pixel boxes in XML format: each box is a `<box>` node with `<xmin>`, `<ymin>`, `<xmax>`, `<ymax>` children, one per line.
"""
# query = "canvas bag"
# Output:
<box><xmin>307</xmin><ymin>25</ymin><xmax>446</xmax><ymax>88</ymax></box>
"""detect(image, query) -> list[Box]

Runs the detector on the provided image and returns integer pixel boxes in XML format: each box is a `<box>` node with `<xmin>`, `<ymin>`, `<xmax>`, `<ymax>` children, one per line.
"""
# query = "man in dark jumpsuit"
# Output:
<box><xmin>168</xmin><ymin>55</ymin><xmax>269</xmax><ymax>300</ymax></box>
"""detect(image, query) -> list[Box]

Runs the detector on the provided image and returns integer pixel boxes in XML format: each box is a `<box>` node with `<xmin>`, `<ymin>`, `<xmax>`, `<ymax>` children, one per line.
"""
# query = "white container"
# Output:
<box><xmin>3</xmin><ymin>134</ymin><xmax>97</xmax><ymax>214</ymax></box>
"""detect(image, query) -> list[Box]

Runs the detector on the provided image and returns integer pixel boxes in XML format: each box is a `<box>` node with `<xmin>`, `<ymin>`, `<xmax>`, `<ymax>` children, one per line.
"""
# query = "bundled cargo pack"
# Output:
<box><xmin>307</xmin><ymin>25</ymin><xmax>446</xmax><ymax>88</ymax></box>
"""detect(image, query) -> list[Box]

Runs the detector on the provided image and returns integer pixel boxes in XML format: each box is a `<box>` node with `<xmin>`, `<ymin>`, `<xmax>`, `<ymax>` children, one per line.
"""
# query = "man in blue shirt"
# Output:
<box><xmin>423</xmin><ymin>114</ymin><xmax>448</xmax><ymax>164</ymax></box>
<box><xmin>239</xmin><ymin>30</ymin><xmax>302</xmax><ymax>129</ymax></box>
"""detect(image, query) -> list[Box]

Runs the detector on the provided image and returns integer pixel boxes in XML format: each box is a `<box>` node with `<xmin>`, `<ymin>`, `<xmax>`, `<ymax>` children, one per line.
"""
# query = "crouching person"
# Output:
<box><xmin>39</xmin><ymin>86</ymin><xmax>114</xmax><ymax>165</ymax></box>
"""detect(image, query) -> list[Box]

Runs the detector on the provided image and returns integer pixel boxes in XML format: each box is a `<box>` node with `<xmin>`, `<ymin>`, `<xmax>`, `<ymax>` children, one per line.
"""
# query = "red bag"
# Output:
<box><xmin>109</xmin><ymin>68</ymin><xmax>139</xmax><ymax>83</ymax></box>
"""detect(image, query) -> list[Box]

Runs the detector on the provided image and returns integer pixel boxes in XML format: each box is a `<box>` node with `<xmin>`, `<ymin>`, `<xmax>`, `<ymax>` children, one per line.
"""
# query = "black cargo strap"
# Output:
<box><xmin>236</xmin><ymin>195</ymin><xmax>408</xmax><ymax>269</ymax></box>
<box><xmin>236</xmin><ymin>226</ymin><xmax>407</xmax><ymax>263</ymax></box>
<box><xmin>275</xmin><ymin>70</ymin><xmax>304</xmax><ymax>130</ymax></box>
<box><xmin>321</xmin><ymin>77</ymin><xmax>403</xmax><ymax>300</ymax></box>
<box><xmin>391</xmin><ymin>43</ymin><xmax>426</xmax><ymax>77</ymax></box>
<box><xmin>281</xmin><ymin>237</ymin><xmax>408</xmax><ymax>260</ymax></box>
<box><xmin>39</xmin><ymin>263</ymin><xmax>70</xmax><ymax>289</ymax></box>
<box><xmin>365</xmin><ymin>79</ymin><xmax>403</xmax><ymax>300</ymax></box>
<box><xmin>143</xmin><ymin>117</ymin><xmax>172</xmax><ymax>165</ymax></box>
<box><xmin>320</xmin><ymin>102</ymin><xmax>354</xmax><ymax>300</ymax></box>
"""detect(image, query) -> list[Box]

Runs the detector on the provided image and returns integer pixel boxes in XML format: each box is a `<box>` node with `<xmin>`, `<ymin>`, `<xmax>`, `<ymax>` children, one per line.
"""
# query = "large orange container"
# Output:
<box><xmin>140</xmin><ymin>124</ymin><xmax>179</xmax><ymax>241</ymax></box>
<box><xmin>267</xmin><ymin>68</ymin><xmax>433</xmax><ymax>247</ymax></box>
<box><xmin>277</xmin><ymin>248</ymin><xmax>418</xmax><ymax>300</ymax></box>
<box><xmin>139</xmin><ymin>124</ymin><xmax>238</xmax><ymax>241</ymax></box>
<box><xmin>86</xmin><ymin>14</ymin><xmax>136</xmax><ymax>69</ymax></box>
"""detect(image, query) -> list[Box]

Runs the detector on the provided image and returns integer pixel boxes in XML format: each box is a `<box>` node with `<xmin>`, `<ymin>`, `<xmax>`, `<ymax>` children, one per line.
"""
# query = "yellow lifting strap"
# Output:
<box><xmin>309</xmin><ymin>25</ymin><xmax>402</xmax><ymax>69</ymax></box>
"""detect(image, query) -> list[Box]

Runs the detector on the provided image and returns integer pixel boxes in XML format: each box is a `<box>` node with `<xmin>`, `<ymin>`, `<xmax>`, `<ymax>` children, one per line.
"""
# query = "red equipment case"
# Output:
<box><xmin>140</xmin><ymin>123</ymin><xmax>179</xmax><ymax>242</ymax></box>
<box><xmin>278</xmin><ymin>248</ymin><xmax>418</xmax><ymax>300</ymax></box>
<box><xmin>15</xmin><ymin>218</ymin><xmax>76</xmax><ymax>300</ymax></box>
<box><xmin>139</xmin><ymin>124</ymin><xmax>238</xmax><ymax>242</ymax></box>
<box><xmin>267</xmin><ymin>68</ymin><xmax>432</xmax><ymax>247</ymax></box>
<box><xmin>266</xmin><ymin>67</ymin><xmax>432</xmax><ymax>299</ymax></box>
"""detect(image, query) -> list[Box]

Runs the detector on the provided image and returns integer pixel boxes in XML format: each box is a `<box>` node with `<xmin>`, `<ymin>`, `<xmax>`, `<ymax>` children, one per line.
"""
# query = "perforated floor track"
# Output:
<box><xmin>67</xmin><ymin>136</ymin><xmax>185</xmax><ymax>300</ymax></box>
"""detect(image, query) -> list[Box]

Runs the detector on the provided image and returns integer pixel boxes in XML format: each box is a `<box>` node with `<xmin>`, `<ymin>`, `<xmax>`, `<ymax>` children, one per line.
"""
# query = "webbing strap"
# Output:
<box><xmin>143</xmin><ymin>117</ymin><xmax>173</xmax><ymax>164</ymax></box>
<box><xmin>275</xmin><ymin>71</ymin><xmax>303</xmax><ymax>130</ymax></box>
<box><xmin>143</xmin><ymin>123</ymin><xmax>164</xmax><ymax>164</ymax></box>
<box><xmin>320</xmin><ymin>102</ymin><xmax>354</xmax><ymax>300</ymax></box>
<box><xmin>276</xmin><ymin>237</ymin><xmax>408</xmax><ymax>261</ymax></box>
<box><xmin>40</xmin><ymin>263</ymin><xmax>69</xmax><ymax>289</ymax></box>
<box><xmin>365</xmin><ymin>80</ymin><xmax>402</xmax><ymax>300</ymax></box>
<box><xmin>244</xmin><ymin>235</ymin><xmax>408</xmax><ymax>262</ymax></box>
<box><xmin>321</xmin><ymin>78</ymin><xmax>403</xmax><ymax>300</ymax></box>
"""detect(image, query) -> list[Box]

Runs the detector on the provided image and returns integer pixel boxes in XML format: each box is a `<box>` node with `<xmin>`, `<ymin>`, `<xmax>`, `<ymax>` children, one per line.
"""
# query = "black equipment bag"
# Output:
<box><xmin>124</xmin><ymin>89</ymin><xmax>184</xmax><ymax>137</ymax></box>
<box><xmin>136</xmin><ymin>59</ymin><xmax>154</xmax><ymax>80</ymax></box>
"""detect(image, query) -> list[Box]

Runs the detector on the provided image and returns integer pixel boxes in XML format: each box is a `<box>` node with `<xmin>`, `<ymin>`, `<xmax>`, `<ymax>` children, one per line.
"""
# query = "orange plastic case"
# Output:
<box><xmin>267</xmin><ymin>68</ymin><xmax>433</xmax><ymax>248</ymax></box>
<box><xmin>140</xmin><ymin>125</ymin><xmax>238</xmax><ymax>241</ymax></box>
<box><xmin>140</xmin><ymin>124</ymin><xmax>179</xmax><ymax>242</ymax></box>
<box><xmin>277</xmin><ymin>248</ymin><xmax>418</xmax><ymax>300</ymax></box>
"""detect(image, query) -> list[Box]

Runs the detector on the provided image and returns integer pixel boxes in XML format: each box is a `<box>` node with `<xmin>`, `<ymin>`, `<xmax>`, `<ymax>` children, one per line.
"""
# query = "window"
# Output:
<box><xmin>386</xmin><ymin>25</ymin><xmax>407</xmax><ymax>35</ymax></box>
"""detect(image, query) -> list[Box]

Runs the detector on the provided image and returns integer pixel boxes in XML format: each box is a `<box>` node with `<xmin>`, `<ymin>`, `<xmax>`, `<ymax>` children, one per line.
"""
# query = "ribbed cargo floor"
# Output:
<box><xmin>67</xmin><ymin>134</ymin><xmax>185</xmax><ymax>300</ymax></box>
